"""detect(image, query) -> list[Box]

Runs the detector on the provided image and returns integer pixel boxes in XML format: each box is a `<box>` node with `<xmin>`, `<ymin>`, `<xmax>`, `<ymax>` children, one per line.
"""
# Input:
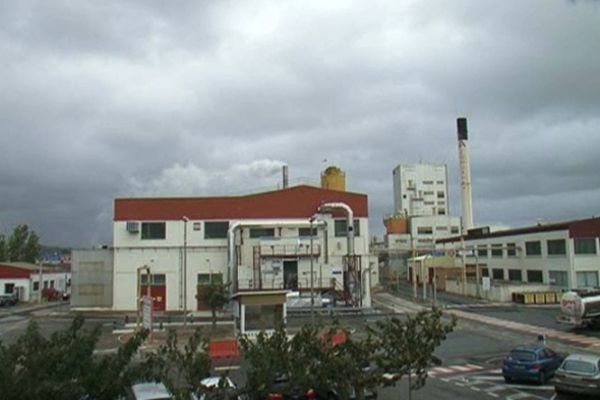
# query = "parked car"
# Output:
<box><xmin>195</xmin><ymin>376</ymin><xmax>240</xmax><ymax>400</ymax></box>
<box><xmin>0</xmin><ymin>293</ymin><xmax>18</xmax><ymax>307</ymax></box>
<box><xmin>502</xmin><ymin>344</ymin><xmax>563</xmax><ymax>384</ymax></box>
<box><xmin>554</xmin><ymin>353</ymin><xmax>600</xmax><ymax>397</ymax></box>
<box><xmin>125</xmin><ymin>382</ymin><xmax>173</xmax><ymax>400</ymax></box>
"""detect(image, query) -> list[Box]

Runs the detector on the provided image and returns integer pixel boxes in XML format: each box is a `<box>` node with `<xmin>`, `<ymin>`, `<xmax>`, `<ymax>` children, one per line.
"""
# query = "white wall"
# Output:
<box><xmin>393</xmin><ymin>164</ymin><xmax>448</xmax><ymax>216</ymax></box>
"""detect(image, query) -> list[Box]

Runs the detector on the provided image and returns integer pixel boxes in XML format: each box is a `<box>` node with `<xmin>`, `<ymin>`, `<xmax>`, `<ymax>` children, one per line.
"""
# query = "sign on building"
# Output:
<box><xmin>482</xmin><ymin>277</ymin><xmax>491</xmax><ymax>292</ymax></box>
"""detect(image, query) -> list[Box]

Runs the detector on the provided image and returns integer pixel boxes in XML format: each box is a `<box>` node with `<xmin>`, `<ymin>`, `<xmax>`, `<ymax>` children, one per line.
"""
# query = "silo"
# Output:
<box><xmin>320</xmin><ymin>166</ymin><xmax>346</xmax><ymax>191</ymax></box>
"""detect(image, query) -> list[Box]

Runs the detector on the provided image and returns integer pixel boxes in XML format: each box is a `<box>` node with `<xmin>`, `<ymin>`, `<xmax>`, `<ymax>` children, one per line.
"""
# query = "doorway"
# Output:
<box><xmin>283</xmin><ymin>260</ymin><xmax>298</xmax><ymax>290</ymax></box>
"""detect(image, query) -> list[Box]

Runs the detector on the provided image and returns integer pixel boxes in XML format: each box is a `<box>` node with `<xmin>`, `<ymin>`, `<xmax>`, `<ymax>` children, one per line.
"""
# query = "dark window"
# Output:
<box><xmin>4</xmin><ymin>283</ymin><xmax>14</xmax><ymax>293</ymax></box>
<box><xmin>140</xmin><ymin>274</ymin><xmax>166</xmax><ymax>286</ymax></box>
<box><xmin>249</xmin><ymin>228</ymin><xmax>275</xmax><ymax>238</ymax></box>
<box><xmin>547</xmin><ymin>239</ymin><xmax>566</xmax><ymax>256</ymax></box>
<box><xmin>527</xmin><ymin>270</ymin><xmax>543</xmax><ymax>283</ymax></box>
<box><xmin>451</xmin><ymin>227</ymin><xmax>459</xmax><ymax>234</ymax></box>
<box><xmin>437</xmin><ymin>191</ymin><xmax>445</xmax><ymax>199</ymax></box>
<box><xmin>575</xmin><ymin>238</ymin><xmax>597</xmax><ymax>255</ymax></box>
<box><xmin>508</xmin><ymin>269</ymin><xmax>522</xmax><ymax>281</ymax></box>
<box><xmin>33</xmin><ymin>281</ymin><xmax>40</xmax><ymax>291</ymax></box>
<box><xmin>334</xmin><ymin>220</ymin><xmax>361</xmax><ymax>237</ymax></box>
<box><xmin>193</xmin><ymin>222</ymin><xmax>202</xmax><ymax>231</ymax></box>
<box><xmin>141</xmin><ymin>222</ymin><xmax>166</xmax><ymax>240</ymax></box>
<box><xmin>507</xmin><ymin>243</ymin><xmax>517</xmax><ymax>257</ymax></box>
<box><xmin>43</xmin><ymin>281</ymin><xmax>49</xmax><ymax>289</ymax></box>
<box><xmin>204</xmin><ymin>221</ymin><xmax>229</xmax><ymax>239</ymax></box>
<box><xmin>477</xmin><ymin>246</ymin><xmax>488</xmax><ymax>257</ymax></box>
<box><xmin>197</xmin><ymin>273</ymin><xmax>223</xmax><ymax>285</ymax></box>
<box><xmin>492</xmin><ymin>269</ymin><xmax>504</xmax><ymax>280</ymax></box>
<box><xmin>423</xmin><ymin>180</ymin><xmax>434</xmax><ymax>185</ymax></box>
<box><xmin>417</xmin><ymin>226</ymin><xmax>433</xmax><ymax>234</ymax></box>
<box><xmin>491</xmin><ymin>244</ymin><xmax>503</xmax><ymax>257</ymax></box>
<box><xmin>525</xmin><ymin>241</ymin><xmax>541</xmax><ymax>256</ymax></box>
<box><xmin>438</xmin><ymin>209</ymin><xmax>446</xmax><ymax>215</ymax></box>
<box><xmin>481</xmin><ymin>268</ymin><xmax>489</xmax><ymax>277</ymax></box>
<box><xmin>298</xmin><ymin>227</ymin><xmax>318</xmax><ymax>237</ymax></box>
<box><xmin>50</xmin><ymin>280</ymin><xmax>55</xmax><ymax>288</ymax></box>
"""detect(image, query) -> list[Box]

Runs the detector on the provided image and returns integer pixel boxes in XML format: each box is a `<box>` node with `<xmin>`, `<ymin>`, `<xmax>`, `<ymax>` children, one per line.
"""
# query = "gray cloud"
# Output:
<box><xmin>1</xmin><ymin>0</ymin><xmax>599</xmax><ymax>246</ymax></box>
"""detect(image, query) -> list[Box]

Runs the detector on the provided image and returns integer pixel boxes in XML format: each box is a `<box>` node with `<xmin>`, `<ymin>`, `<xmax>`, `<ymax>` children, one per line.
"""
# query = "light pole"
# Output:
<box><xmin>182</xmin><ymin>216</ymin><xmax>189</xmax><ymax>328</ymax></box>
<box><xmin>309</xmin><ymin>216</ymin><xmax>316</xmax><ymax>324</ymax></box>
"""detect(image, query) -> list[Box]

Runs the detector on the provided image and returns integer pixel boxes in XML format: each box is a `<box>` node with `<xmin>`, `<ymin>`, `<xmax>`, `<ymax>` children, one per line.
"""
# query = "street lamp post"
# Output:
<box><xmin>182</xmin><ymin>216</ymin><xmax>189</xmax><ymax>328</ymax></box>
<box><xmin>309</xmin><ymin>216</ymin><xmax>315</xmax><ymax>324</ymax></box>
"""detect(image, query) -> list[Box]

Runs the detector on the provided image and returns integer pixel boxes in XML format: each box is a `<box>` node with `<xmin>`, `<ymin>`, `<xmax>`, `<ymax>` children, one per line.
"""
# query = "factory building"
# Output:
<box><xmin>436</xmin><ymin>217</ymin><xmax>600</xmax><ymax>292</ymax></box>
<box><xmin>110</xmin><ymin>184</ymin><xmax>376</xmax><ymax>320</ymax></box>
<box><xmin>393</xmin><ymin>163</ymin><xmax>449</xmax><ymax>217</ymax></box>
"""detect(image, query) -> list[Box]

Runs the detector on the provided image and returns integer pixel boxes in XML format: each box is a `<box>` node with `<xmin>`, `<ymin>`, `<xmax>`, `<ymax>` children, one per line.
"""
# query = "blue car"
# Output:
<box><xmin>502</xmin><ymin>344</ymin><xmax>564</xmax><ymax>384</ymax></box>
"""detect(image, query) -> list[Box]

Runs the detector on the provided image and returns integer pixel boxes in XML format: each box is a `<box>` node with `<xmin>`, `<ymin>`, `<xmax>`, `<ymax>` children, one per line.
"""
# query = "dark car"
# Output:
<box><xmin>554</xmin><ymin>353</ymin><xmax>600</xmax><ymax>397</ymax></box>
<box><xmin>0</xmin><ymin>293</ymin><xmax>18</xmax><ymax>307</ymax></box>
<box><xmin>502</xmin><ymin>344</ymin><xmax>563</xmax><ymax>384</ymax></box>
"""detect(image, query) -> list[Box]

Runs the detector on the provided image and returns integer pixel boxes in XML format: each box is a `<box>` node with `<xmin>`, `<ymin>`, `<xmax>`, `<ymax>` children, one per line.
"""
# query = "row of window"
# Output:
<box><xmin>139</xmin><ymin>220</ymin><xmax>361</xmax><ymax>240</ymax></box>
<box><xmin>417</xmin><ymin>226</ymin><xmax>460</xmax><ymax>235</ymax></box>
<box><xmin>139</xmin><ymin>273</ymin><xmax>223</xmax><ymax>286</ymax></box>
<box><xmin>485</xmin><ymin>269</ymin><xmax>598</xmax><ymax>288</ymax></box>
<box><xmin>472</xmin><ymin>238</ymin><xmax>598</xmax><ymax>258</ymax></box>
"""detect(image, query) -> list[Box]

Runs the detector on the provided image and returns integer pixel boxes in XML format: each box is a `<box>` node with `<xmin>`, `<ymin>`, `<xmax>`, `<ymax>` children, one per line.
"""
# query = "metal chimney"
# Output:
<box><xmin>282</xmin><ymin>165</ymin><xmax>289</xmax><ymax>189</ymax></box>
<box><xmin>457</xmin><ymin>117</ymin><xmax>474</xmax><ymax>232</ymax></box>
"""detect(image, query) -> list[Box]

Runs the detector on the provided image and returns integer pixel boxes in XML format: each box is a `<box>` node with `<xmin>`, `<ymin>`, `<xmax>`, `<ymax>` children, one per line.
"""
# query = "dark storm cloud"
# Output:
<box><xmin>1</xmin><ymin>0</ymin><xmax>599</xmax><ymax>246</ymax></box>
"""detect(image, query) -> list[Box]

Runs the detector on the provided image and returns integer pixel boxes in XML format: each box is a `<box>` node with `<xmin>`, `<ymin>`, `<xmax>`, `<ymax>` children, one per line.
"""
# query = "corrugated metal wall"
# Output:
<box><xmin>71</xmin><ymin>249</ymin><xmax>113</xmax><ymax>308</ymax></box>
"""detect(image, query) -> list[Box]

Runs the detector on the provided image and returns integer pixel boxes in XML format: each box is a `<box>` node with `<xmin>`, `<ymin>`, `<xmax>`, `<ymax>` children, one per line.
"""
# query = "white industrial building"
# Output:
<box><xmin>393</xmin><ymin>163</ymin><xmax>449</xmax><ymax>217</ymax></box>
<box><xmin>436</xmin><ymin>217</ymin><xmax>600</xmax><ymax>291</ymax></box>
<box><xmin>109</xmin><ymin>185</ymin><xmax>377</xmax><ymax>330</ymax></box>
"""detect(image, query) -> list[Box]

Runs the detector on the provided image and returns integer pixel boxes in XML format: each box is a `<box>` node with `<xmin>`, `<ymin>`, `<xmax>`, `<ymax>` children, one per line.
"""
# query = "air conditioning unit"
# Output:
<box><xmin>126</xmin><ymin>221</ymin><xmax>140</xmax><ymax>233</ymax></box>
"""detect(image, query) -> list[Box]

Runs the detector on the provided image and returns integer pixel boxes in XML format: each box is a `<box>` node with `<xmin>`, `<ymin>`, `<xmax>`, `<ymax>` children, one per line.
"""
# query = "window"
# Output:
<box><xmin>197</xmin><ymin>273</ymin><xmax>223</xmax><ymax>285</ymax></box>
<box><xmin>334</xmin><ymin>220</ymin><xmax>360</xmax><ymax>237</ymax></box>
<box><xmin>492</xmin><ymin>269</ymin><xmax>504</xmax><ymax>280</ymax></box>
<box><xmin>193</xmin><ymin>222</ymin><xmax>202</xmax><ymax>231</ymax></box>
<box><xmin>507</xmin><ymin>243</ymin><xmax>517</xmax><ymax>257</ymax></box>
<box><xmin>43</xmin><ymin>281</ymin><xmax>49</xmax><ymax>289</ymax></box>
<box><xmin>437</xmin><ymin>201</ymin><xmax>445</xmax><ymax>206</ymax></box>
<box><xmin>298</xmin><ymin>227</ymin><xmax>318</xmax><ymax>237</ymax></box>
<box><xmin>50</xmin><ymin>280</ymin><xmax>55</xmax><ymax>288</ymax></box>
<box><xmin>577</xmin><ymin>271</ymin><xmax>599</xmax><ymax>288</ymax></box>
<box><xmin>204</xmin><ymin>221</ymin><xmax>229</xmax><ymax>239</ymax></box>
<box><xmin>527</xmin><ymin>270</ymin><xmax>543</xmax><ymax>283</ymax></box>
<box><xmin>436</xmin><ymin>180</ymin><xmax>444</xmax><ymax>184</ymax></box>
<box><xmin>438</xmin><ymin>209</ymin><xmax>446</xmax><ymax>215</ymax></box>
<box><xmin>423</xmin><ymin>191</ymin><xmax>434</xmax><ymax>195</ymax></box>
<box><xmin>437</xmin><ymin>191</ymin><xmax>445</xmax><ymax>199</ymax></box>
<box><xmin>423</xmin><ymin>180</ymin><xmax>434</xmax><ymax>185</ymax></box>
<box><xmin>477</xmin><ymin>245</ymin><xmax>488</xmax><ymax>257</ymax></box>
<box><xmin>525</xmin><ymin>241</ymin><xmax>541</xmax><ymax>256</ymax></box>
<box><xmin>249</xmin><ymin>228</ymin><xmax>275</xmax><ymax>238</ymax></box>
<box><xmin>547</xmin><ymin>239</ymin><xmax>566</xmax><ymax>256</ymax></box>
<box><xmin>491</xmin><ymin>244</ymin><xmax>503</xmax><ymax>257</ymax></box>
<box><xmin>141</xmin><ymin>222</ymin><xmax>166</xmax><ymax>240</ymax></box>
<box><xmin>481</xmin><ymin>268</ymin><xmax>489</xmax><ymax>277</ymax></box>
<box><xmin>417</xmin><ymin>226</ymin><xmax>433</xmax><ymax>234</ymax></box>
<box><xmin>140</xmin><ymin>274</ymin><xmax>166</xmax><ymax>286</ymax></box>
<box><xmin>451</xmin><ymin>226</ymin><xmax>459</xmax><ymax>234</ymax></box>
<box><xmin>508</xmin><ymin>269</ymin><xmax>522</xmax><ymax>281</ymax></box>
<box><xmin>4</xmin><ymin>283</ymin><xmax>14</xmax><ymax>294</ymax></box>
<box><xmin>424</xmin><ymin>201</ymin><xmax>435</xmax><ymax>205</ymax></box>
<box><xmin>33</xmin><ymin>281</ymin><xmax>39</xmax><ymax>291</ymax></box>
<box><xmin>575</xmin><ymin>238</ymin><xmax>597</xmax><ymax>255</ymax></box>
<box><xmin>436</xmin><ymin>226</ymin><xmax>448</xmax><ymax>231</ymax></box>
<box><xmin>549</xmin><ymin>271</ymin><xmax>568</xmax><ymax>288</ymax></box>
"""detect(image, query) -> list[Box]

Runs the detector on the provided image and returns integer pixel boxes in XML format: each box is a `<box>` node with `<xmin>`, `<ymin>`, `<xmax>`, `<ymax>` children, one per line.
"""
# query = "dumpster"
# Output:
<box><xmin>534</xmin><ymin>292</ymin><xmax>546</xmax><ymax>304</ymax></box>
<box><xmin>523</xmin><ymin>292</ymin><xmax>536</xmax><ymax>304</ymax></box>
<box><xmin>544</xmin><ymin>292</ymin><xmax>557</xmax><ymax>304</ymax></box>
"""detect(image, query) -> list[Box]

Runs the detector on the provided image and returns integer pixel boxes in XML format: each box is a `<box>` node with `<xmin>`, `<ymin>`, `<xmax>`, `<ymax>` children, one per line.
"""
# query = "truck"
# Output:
<box><xmin>557</xmin><ymin>291</ymin><xmax>600</xmax><ymax>328</ymax></box>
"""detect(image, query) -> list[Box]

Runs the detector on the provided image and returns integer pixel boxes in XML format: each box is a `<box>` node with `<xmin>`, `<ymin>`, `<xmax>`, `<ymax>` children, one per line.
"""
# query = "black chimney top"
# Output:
<box><xmin>457</xmin><ymin>117</ymin><xmax>468</xmax><ymax>140</ymax></box>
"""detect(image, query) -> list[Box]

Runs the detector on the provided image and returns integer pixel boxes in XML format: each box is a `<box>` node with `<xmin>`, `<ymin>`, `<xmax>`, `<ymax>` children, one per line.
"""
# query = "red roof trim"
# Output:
<box><xmin>114</xmin><ymin>185</ymin><xmax>368</xmax><ymax>221</ymax></box>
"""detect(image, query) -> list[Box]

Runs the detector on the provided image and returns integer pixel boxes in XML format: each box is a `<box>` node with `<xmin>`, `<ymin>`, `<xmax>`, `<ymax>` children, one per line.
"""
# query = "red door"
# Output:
<box><xmin>139</xmin><ymin>286</ymin><xmax>166</xmax><ymax>311</ymax></box>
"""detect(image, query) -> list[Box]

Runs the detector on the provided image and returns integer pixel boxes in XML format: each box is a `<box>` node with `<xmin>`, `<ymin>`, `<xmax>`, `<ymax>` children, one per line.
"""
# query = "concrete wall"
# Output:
<box><xmin>72</xmin><ymin>249</ymin><xmax>113</xmax><ymax>309</ymax></box>
<box><xmin>445</xmin><ymin>280</ymin><xmax>552</xmax><ymax>302</ymax></box>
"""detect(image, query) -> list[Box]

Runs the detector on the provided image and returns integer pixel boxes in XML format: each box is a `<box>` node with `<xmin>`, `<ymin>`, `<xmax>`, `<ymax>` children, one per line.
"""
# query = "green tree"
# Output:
<box><xmin>7</xmin><ymin>224</ymin><xmax>41</xmax><ymax>263</ymax></box>
<box><xmin>0</xmin><ymin>315</ymin><xmax>149</xmax><ymax>400</ymax></box>
<box><xmin>0</xmin><ymin>234</ymin><xmax>7</xmax><ymax>262</ymax></box>
<box><xmin>198</xmin><ymin>281</ymin><xmax>230</xmax><ymax>328</ymax></box>
<box><xmin>139</xmin><ymin>328</ymin><xmax>211</xmax><ymax>399</ymax></box>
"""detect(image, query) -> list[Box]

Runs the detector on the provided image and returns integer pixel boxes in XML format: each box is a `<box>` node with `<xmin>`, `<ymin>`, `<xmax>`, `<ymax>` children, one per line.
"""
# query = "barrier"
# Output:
<box><xmin>208</xmin><ymin>339</ymin><xmax>240</xmax><ymax>360</ymax></box>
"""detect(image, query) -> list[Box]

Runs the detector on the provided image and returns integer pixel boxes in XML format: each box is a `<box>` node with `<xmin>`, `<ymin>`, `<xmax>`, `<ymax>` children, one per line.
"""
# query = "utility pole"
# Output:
<box><xmin>411</xmin><ymin>237</ymin><xmax>417</xmax><ymax>299</ymax></box>
<box><xmin>182</xmin><ymin>216</ymin><xmax>189</xmax><ymax>328</ymax></box>
<box><xmin>38</xmin><ymin>261</ymin><xmax>43</xmax><ymax>304</ymax></box>
<box><xmin>310</xmin><ymin>216</ymin><xmax>315</xmax><ymax>324</ymax></box>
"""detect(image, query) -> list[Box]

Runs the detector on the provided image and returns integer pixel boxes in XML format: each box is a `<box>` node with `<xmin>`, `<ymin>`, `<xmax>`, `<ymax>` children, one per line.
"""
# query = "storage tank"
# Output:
<box><xmin>558</xmin><ymin>291</ymin><xmax>600</xmax><ymax>328</ymax></box>
<box><xmin>384</xmin><ymin>216</ymin><xmax>409</xmax><ymax>234</ymax></box>
<box><xmin>320</xmin><ymin>166</ymin><xmax>346</xmax><ymax>191</ymax></box>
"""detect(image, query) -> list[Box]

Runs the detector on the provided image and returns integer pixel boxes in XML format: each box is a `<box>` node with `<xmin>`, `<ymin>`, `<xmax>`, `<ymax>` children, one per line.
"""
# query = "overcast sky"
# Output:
<box><xmin>1</xmin><ymin>0</ymin><xmax>600</xmax><ymax>247</ymax></box>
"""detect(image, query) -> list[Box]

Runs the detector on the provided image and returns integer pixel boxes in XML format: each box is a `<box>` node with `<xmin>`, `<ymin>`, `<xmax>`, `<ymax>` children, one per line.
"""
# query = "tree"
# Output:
<box><xmin>6</xmin><ymin>224</ymin><xmax>41</xmax><ymax>263</ymax></box>
<box><xmin>198</xmin><ymin>281</ymin><xmax>230</xmax><ymax>328</ymax></box>
<box><xmin>139</xmin><ymin>328</ymin><xmax>212</xmax><ymax>399</ymax></box>
<box><xmin>0</xmin><ymin>234</ymin><xmax>6</xmax><ymax>262</ymax></box>
<box><xmin>0</xmin><ymin>315</ymin><xmax>149</xmax><ymax>400</ymax></box>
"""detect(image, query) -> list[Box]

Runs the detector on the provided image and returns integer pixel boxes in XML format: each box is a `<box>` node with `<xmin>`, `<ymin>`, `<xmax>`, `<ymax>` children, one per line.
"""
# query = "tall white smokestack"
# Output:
<box><xmin>282</xmin><ymin>165</ymin><xmax>289</xmax><ymax>189</ymax></box>
<box><xmin>457</xmin><ymin>117</ymin><xmax>474</xmax><ymax>233</ymax></box>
